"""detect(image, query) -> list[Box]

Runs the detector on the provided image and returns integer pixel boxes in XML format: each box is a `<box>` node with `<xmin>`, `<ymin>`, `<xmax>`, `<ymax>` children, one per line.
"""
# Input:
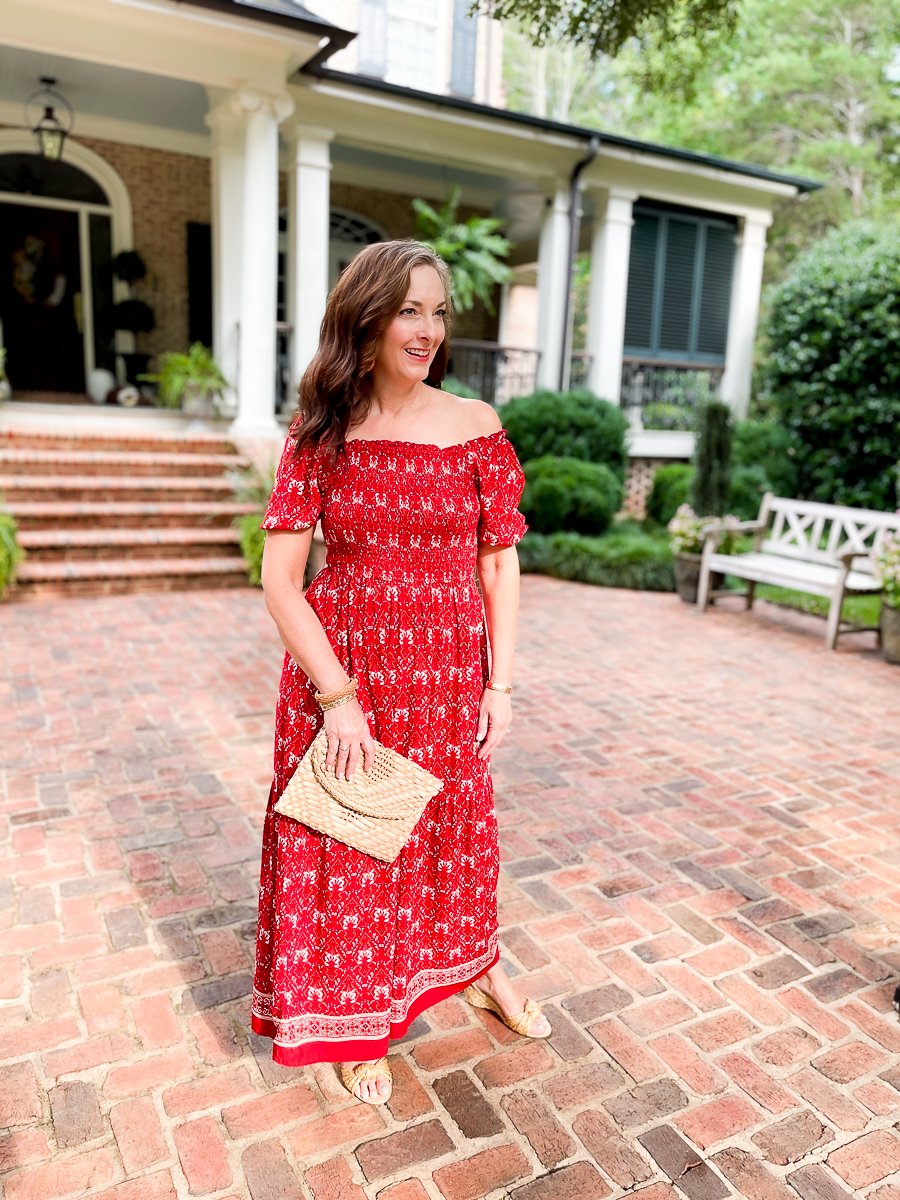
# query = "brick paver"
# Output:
<box><xmin>2</xmin><ymin>578</ymin><xmax>900</xmax><ymax>1198</ymax></box>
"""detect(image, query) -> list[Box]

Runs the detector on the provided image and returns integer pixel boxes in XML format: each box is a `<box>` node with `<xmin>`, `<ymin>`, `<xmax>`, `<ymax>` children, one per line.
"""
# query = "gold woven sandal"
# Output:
<box><xmin>340</xmin><ymin>1057</ymin><xmax>393</xmax><ymax>1105</ymax></box>
<box><xmin>464</xmin><ymin>985</ymin><xmax>551</xmax><ymax>1039</ymax></box>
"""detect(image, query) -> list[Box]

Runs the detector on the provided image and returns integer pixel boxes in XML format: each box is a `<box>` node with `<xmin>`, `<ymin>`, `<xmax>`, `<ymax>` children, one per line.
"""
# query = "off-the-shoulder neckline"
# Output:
<box><xmin>342</xmin><ymin>429</ymin><xmax>507</xmax><ymax>452</ymax></box>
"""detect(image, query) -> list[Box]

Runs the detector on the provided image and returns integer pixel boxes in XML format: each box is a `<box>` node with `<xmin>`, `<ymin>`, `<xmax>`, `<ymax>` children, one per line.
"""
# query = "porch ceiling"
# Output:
<box><xmin>0</xmin><ymin>44</ymin><xmax>208</xmax><ymax>135</ymax></box>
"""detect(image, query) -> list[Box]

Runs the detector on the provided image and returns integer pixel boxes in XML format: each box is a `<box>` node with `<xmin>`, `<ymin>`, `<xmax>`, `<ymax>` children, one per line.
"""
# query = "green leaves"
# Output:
<box><xmin>521</xmin><ymin>455</ymin><xmax>624</xmax><ymax>534</ymax></box>
<box><xmin>412</xmin><ymin>187</ymin><xmax>511</xmax><ymax>312</ymax></box>
<box><xmin>140</xmin><ymin>343</ymin><xmax>230</xmax><ymax>409</ymax></box>
<box><xmin>0</xmin><ymin>512</ymin><xmax>24</xmax><ymax>598</ymax></box>
<box><xmin>760</xmin><ymin>219</ymin><xmax>900</xmax><ymax>509</ymax></box>
<box><xmin>489</xmin><ymin>0</ymin><xmax>738</xmax><ymax>62</ymax></box>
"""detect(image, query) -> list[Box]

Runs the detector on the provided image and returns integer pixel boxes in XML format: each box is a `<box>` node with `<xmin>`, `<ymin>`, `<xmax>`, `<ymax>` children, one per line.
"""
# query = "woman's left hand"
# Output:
<box><xmin>476</xmin><ymin>688</ymin><xmax>512</xmax><ymax>760</ymax></box>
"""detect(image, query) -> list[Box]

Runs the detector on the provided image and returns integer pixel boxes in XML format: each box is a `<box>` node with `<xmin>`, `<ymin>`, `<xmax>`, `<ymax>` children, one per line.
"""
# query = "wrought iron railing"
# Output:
<box><xmin>620</xmin><ymin>358</ymin><xmax>725</xmax><ymax>431</ymax></box>
<box><xmin>447</xmin><ymin>340</ymin><xmax>540</xmax><ymax>406</ymax></box>
<box><xmin>569</xmin><ymin>351</ymin><xmax>592</xmax><ymax>391</ymax></box>
<box><xmin>276</xmin><ymin>322</ymin><xmax>293</xmax><ymax>413</ymax></box>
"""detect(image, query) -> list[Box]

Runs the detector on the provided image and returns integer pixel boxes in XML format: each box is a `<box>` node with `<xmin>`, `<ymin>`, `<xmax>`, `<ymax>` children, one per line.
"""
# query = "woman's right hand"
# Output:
<box><xmin>322</xmin><ymin>698</ymin><xmax>375</xmax><ymax>780</ymax></box>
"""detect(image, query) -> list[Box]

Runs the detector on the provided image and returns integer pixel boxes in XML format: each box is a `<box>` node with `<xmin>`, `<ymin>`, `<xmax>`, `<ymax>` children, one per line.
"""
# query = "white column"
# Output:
<box><xmin>585</xmin><ymin>188</ymin><xmax>637</xmax><ymax>404</ymax></box>
<box><xmin>285</xmin><ymin>125</ymin><xmax>333</xmax><ymax>392</ymax></box>
<box><xmin>205</xmin><ymin>93</ymin><xmax>245</xmax><ymax>411</ymax></box>
<box><xmin>719</xmin><ymin>212</ymin><xmax>771</xmax><ymax>419</ymax></box>
<box><xmin>535</xmin><ymin>186</ymin><xmax>570</xmax><ymax>390</ymax></box>
<box><xmin>230</xmin><ymin>86</ymin><xmax>294</xmax><ymax>440</ymax></box>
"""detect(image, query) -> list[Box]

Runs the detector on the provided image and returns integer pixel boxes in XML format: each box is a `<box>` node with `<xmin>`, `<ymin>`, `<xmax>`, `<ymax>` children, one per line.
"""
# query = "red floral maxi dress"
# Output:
<box><xmin>251</xmin><ymin>430</ymin><xmax>527</xmax><ymax>1066</ymax></box>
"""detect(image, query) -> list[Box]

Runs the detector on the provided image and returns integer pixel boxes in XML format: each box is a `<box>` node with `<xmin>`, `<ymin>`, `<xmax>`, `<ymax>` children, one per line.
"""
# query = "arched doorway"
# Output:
<box><xmin>0</xmin><ymin>137</ymin><xmax>131</xmax><ymax>397</ymax></box>
<box><xmin>328</xmin><ymin>208</ymin><xmax>386</xmax><ymax>288</ymax></box>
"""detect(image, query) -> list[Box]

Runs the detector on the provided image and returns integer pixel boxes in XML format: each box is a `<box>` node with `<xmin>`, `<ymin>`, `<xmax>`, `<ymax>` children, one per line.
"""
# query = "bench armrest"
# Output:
<box><xmin>701</xmin><ymin>519</ymin><xmax>765</xmax><ymax>549</ymax></box>
<box><xmin>837</xmin><ymin>549</ymin><xmax>874</xmax><ymax>569</ymax></box>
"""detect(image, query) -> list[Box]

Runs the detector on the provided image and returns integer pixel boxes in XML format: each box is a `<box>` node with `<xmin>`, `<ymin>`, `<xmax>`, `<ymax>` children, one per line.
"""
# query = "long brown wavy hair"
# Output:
<box><xmin>290</xmin><ymin>240</ymin><xmax>452</xmax><ymax>456</ymax></box>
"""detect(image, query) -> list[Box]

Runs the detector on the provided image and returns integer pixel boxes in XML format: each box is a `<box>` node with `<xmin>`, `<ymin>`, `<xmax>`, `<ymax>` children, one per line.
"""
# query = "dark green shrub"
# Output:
<box><xmin>759</xmin><ymin>220</ymin><xmax>900</xmax><ymax>510</ymax></box>
<box><xmin>517</xmin><ymin>528</ymin><xmax>674</xmax><ymax>591</ymax></box>
<box><xmin>728</xmin><ymin>464</ymin><xmax>772</xmax><ymax>521</ymax></box>
<box><xmin>237</xmin><ymin>513</ymin><xmax>265</xmax><ymax>586</ymax></box>
<box><xmin>521</xmin><ymin>456</ymin><xmax>623</xmax><ymax>535</ymax></box>
<box><xmin>0</xmin><ymin>512</ymin><xmax>24</xmax><ymax>598</ymax></box>
<box><xmin>732</xmin><ymin>421</ymin><xmax>799</xmax><ymax>498</ymax></box>
<box><xmin>442</xmin><ymin>374</ymin><xmax>481</xmax><ymax>399</ymax></box>
<box><xmin>691</xmin><ymin>400</ymin><xmax>733</xmax><ymax>515</ymax></box>
<box><xmin>647</xmin><ymin>463</ymin><xmax>694</xmax><ymax>527</ymax></box>
<box><xmin>503</xmin><ymin>389</ymin><xmax>628</xmax><ymax>480</ymax></box>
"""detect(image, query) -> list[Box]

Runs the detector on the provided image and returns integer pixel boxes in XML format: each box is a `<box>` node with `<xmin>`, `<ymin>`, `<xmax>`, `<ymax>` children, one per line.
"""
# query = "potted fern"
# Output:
<box><xmin>140</xmin><ymin>343</ymin><xmax>230</xmax><ymax>425</ymax></box>
<box><xmin>874</xmin><ymin>532</ymin><xmax>900</xmax><ymax>664</ymax></box>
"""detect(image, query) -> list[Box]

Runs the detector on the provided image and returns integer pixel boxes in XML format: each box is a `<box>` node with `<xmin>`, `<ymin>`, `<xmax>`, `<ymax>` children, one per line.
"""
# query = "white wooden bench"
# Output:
<box><xmin>697</xmin><ymin>493</ymin><xmax>900</xmax><ymax>649</ymax></box>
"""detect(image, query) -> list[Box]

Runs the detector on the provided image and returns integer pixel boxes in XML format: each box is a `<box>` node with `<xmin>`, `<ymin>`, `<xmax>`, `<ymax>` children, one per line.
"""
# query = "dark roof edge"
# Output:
<box><xmin>176</xmin><ymin>0</ymin><xmax>354</xmax><ymax>59</ymax></box>
<box><xmin>303</xmin><ymin>65</ymin><xmax>822</xmax><ymax>194</ymax></box>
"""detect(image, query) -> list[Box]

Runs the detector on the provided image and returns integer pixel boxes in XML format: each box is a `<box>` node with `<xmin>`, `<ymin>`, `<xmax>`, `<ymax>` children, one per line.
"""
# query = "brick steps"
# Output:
<box><xmin>11</xmin><ymin>556</ymin><xmax>249</xmax><ymax>599</ymax></box>
<box><xmin>1</xmin><ymin>426</ymin><xmax>238</xmax><ymax>456</ymax></box>
<box><xmin>2</xmin><ymin>426</ymin><xmax>259</xmax><ymax>597</ymax></box>
<box><xmin>0</xmin><ymin>448</ymin><xmax>250</xmax><ymax>477</ymax></box>
<box><xmin>16</xmin><ymin>527</ymin><xmax>242</xmax><ymax>561</ymax></box>
<box><xmin>8</xmin><ymin>501</ymin><xmax>257</xmax><ymax>530</ymax></box>
<box><xmin>0</xmin><ymin>475</ymin><xmax>237</xmax><ymax>503</ymax></box>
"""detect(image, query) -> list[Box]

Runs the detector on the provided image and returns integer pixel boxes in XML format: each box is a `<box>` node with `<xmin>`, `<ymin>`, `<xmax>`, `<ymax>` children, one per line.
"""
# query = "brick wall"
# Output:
<box><xmin>72</xmin><ymin>136</ymin><xmax>211</xmax><ymax>360</ymax></box>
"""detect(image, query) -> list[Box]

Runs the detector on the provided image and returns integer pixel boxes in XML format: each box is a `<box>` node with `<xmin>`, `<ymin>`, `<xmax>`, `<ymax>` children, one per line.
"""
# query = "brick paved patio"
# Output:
<box><xmin>2</xmin><ymin>578</ymin><xmax>900</xmax><ymax>1200</ymax></box>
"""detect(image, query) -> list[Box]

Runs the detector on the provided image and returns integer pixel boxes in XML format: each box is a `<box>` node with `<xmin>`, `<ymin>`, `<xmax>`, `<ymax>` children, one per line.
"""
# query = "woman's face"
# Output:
<box><xmin>376</xmin><ymin>265</ymin><xmax>447</xmax><ymax>386</ymax></box>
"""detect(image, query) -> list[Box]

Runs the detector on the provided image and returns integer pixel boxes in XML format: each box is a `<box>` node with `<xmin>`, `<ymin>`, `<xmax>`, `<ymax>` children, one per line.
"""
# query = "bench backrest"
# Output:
<box><xmin>760</xmin><ymin>495</ymin><xmax>900</xmax><ymax>575</ymax></box>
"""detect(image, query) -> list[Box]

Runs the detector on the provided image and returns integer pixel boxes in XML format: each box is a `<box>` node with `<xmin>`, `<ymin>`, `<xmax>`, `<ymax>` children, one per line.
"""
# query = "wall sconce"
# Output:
<box><xmin>26</xmin><ymin>76</ymin><xmax>74</xmax><ymax>161</ymax></box>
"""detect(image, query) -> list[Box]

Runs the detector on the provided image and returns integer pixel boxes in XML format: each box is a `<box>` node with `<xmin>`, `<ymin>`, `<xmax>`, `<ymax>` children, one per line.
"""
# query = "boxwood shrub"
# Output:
<box><xmin>759</xmin><ymin>220</ymin><xmax>900</xmax><ymax>511</ymax></box>
<box><xmin>647</xmin><ymin>463</ymin><xmax>693</xmax><ymax>527</ymax></box>
<box><xmin>503</xmin><ymin>389</ymin><xmax>628</xmax><ymax>480</ymax></box>
<box><xmin>521</xmin><ymin>455</ymin><xmax>623</xmax><ymax>535</ymax></box>
<box><xmin>518</xmin><ymin>527</ymin><xmax>674</xmax><ymax>591</ymax></box>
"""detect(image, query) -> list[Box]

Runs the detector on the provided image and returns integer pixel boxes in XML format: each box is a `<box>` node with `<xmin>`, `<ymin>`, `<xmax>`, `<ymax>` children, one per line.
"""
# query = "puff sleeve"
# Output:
<box><xmin>261</xmin><ymin>437</ymin><xmax>322</xmax><ymax>531</ymax></box>
<box><xmin>474</xmin><ymin>431</ymin><xmax>528</xmax><ymax>546</ymax></box>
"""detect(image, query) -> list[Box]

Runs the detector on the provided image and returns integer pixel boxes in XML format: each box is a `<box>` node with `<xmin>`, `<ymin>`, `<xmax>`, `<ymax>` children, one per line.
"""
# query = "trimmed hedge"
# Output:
<box><xmin>503</xmin><ymin>389</ymin><xmax>628</xmax><ymax>480</ymax></box>
<box><xmin>759</xmin><ymin>220</ymin><xmax>900</xmax><ymax>511</ymax></box>
<box><xmin>521</xmin><ymin>456</ymin><xmax>623</xmax><ymax>535</ymax></box>
<box><xmin>647</xmin><ymin>463</ymin><xmax>693</xmax><ymax>527</ymax></box>
<box><xmin>517</xmin><ymin>527</ymin><xmax>674</xmax><ymax>591</ymax></box>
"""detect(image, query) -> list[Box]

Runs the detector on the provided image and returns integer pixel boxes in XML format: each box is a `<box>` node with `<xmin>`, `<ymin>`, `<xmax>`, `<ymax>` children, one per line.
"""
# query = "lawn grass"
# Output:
<box><xmin>724</xmin><ymin>579</ymin><xmax>882</xmax><ymax>628</ymax></box>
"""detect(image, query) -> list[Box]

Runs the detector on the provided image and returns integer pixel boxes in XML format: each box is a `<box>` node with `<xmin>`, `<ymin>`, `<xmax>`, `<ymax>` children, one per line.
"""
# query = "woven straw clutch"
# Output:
<box><xmin>273</xmin><ymin>729</ymin><xmax>443</xmax><ymax>863</ymax></box>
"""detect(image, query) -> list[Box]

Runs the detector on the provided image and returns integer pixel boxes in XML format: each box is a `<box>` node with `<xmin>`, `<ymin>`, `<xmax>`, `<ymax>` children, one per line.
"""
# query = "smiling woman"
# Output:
<box><xmin>252</xmin><ymin>239</ymin><xmax>550</xmax><ymax>1106</ymax></box>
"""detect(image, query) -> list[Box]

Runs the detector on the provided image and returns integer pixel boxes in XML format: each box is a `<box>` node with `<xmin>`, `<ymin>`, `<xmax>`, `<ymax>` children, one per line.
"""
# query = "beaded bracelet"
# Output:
<box><xmin>486</xmin><ymin>681</ymin><xmax>513</xmax><ymax>694</ymax></box>
<box><xmin>318</xmin><ymin>692</ymin><xmax>355</xmax><ymax>712</ymax></box>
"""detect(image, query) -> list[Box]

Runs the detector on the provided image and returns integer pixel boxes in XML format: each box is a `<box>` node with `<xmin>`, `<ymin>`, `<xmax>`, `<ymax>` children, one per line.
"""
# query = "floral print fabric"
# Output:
<box><xmin>252</xmin><ymin>430</ymin><xmax>527</xmax><ymax>1065</ymax></box>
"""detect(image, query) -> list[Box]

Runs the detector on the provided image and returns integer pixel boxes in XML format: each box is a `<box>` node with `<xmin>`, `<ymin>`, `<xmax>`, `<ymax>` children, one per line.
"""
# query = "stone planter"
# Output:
<box><xmin>674</xmin><ymin>552</ymin><xmax>724</xmax><ymax>604</ymax></box>
<box><xmin>182</xmin><ymin>384</ymin><xmax>219</xmax><ymax>431</ymax></box>
<box><xmin>882</xmin><ymin>602</ymin><xmax>900</xmax><ymax>665</ymax></box>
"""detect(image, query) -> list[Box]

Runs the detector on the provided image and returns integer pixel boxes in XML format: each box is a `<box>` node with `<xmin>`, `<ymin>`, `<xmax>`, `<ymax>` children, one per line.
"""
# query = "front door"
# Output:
<box><xmin>1</xmin><ymin>203</ymin><xmax>84</xmax><ymax>393</ymax></box>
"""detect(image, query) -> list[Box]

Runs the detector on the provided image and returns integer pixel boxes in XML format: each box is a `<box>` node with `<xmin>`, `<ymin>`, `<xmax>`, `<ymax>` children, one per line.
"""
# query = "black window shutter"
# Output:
<box><xmin>358</xmin><ymin>0</ymin><xmax>388</xmax><ymax>78</ymax></box>
<box><xmin>696</xmin><ymin>225</ymin><xmax>735</xmax><ymax>356</ymax></box>
<box><xmin>623</xmin><ymin>214</ymin><xmax>659</xmax><ymax>350</ymax></box>
<box><xmin>450</xmin><ymin>0</ymin><xmax>478</xmax><ymax>98</ymax></box>
<box><xmin>659</xmin><ymin>219</ymin><xmax>697</xmax><ymax>353</ymax></box>
<box><xmin>186</xmin><ymin>222</ymin><xmax>212</xmax><ymax>348</ymax></box>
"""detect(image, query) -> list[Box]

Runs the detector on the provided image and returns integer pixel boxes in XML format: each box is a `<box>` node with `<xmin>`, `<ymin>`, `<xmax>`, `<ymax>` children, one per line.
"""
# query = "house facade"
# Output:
<box><xmin>0</xmin><ymin>0</ymin><xmax>815</xmax><ymax>452</ymax></box>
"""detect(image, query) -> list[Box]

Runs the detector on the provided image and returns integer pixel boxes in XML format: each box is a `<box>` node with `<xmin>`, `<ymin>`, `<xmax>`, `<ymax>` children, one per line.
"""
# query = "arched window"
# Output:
<box><xmin>0</xmin><ymin>154</ymin><xmax>109</xmax><ymax>206</ymax></box>
<box><xmin>329</xmin><ymin>208</ymin><xmax>386</xmax><ymax>287</ymax></box>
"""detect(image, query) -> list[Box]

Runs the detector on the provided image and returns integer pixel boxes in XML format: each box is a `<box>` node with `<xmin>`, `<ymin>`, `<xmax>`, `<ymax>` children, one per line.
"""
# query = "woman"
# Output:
<box><xmin>253</xmin><ymin>240</ymin><xmax>550</xmax><ymax>1105</ymax></box>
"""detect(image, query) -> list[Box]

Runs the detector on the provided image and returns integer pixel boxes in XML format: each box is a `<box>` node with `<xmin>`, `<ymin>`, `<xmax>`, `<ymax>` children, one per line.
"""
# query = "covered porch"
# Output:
<box><xmin>0</xmin><ymin>0</ymin><xmax>814</xmax><ymax>449</ymax></box>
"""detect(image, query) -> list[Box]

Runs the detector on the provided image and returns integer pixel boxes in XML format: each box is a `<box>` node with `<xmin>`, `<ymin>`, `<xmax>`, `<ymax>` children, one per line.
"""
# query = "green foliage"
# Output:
<box><xmin>141</xmin><ymin>343</ymin><xmax>230</xmax><ymax>410</ymax></box>
<box><xmin>113</xmin><ymin>299</ymin><xmax>155</xmax><ymax>333</ymax></box>
<box><xmin>647</xmin><ymin>463</ymin><xmax>694</xmax><ymax>527</ymax></box>
<box><xmin>413</xmin><ymin>186</ymin><xmax>512</xmax><ymax>313</ymax></box>
<box><xmin>442</xmin><ymin>374</ymin><xmax>481</xmax><ymax>399</ymax></box>
<box><xmin>0</xmin><ymin>512</ymin><xmax>24</xmax><ymax>598</ymax></box>
<box><xmin>759</xmin><ymin>220</ymin><xmax>900</xmax><ymax>510</ymax></box>
<box><xmin>237</xmin><ymin>513</ymin><xmax>266</xmax><ymax>587</ymax></box>
<box><xmin>691</xmin><ymin>400</ymin><xmax>733</xmax><ymax>516</ymax></box>
<box><xmin>725</xmin><ymin>421</ymin><xmax>800</xmax><ymax>519</ymax></box>
<box><xmin>230</xmin><ymin>461</ymin><xmax>276</xmax><ymax>587</ymax></box>
<box><xmin>517</xmin><ymin>526</ymin><xmax>675</xmax><ymax>591</ymax></box>
<box><xmin>490</xmin><ymin>0</ymin><xmax>737</xmax><ymax>62</ymax></box>
<box><xmin>502</xmin><ymin>389</ymin><xmax>628</xmax><ymax>479</ymax></box>
<box><xmin>521</xmin><ymin>456</ymin><xmax>623</xmax><ymax>535</ymax></box>
<box><xmin>0</xmin><ymin>348</ymin><xmax>7</xmax><ymax>382</ymax></box>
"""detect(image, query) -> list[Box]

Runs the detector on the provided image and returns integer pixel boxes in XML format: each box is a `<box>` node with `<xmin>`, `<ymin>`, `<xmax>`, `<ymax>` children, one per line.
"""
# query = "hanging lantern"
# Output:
<box><xmin>26</xmin><ymin>77</ymin><xmax>74</xmax><ymax>162</ymax></box>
